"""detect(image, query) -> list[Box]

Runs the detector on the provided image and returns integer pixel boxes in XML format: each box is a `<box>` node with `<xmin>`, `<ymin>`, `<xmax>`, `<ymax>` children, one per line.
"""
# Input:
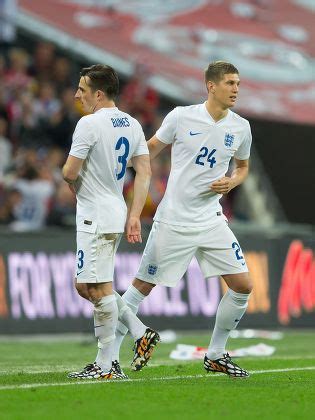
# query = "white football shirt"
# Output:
<box><xmin>69</xmin><ymin>107</ymin><xmax>148</xmax><ymax>233</ymax></box>
<box><xmin>154</xmin><ymin>103</ymin><xmax>252</xmax><ymax>226</ymax></box>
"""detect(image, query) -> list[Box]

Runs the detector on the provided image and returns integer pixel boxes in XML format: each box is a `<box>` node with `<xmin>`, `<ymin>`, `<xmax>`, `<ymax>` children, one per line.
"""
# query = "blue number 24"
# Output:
<box><xmin>115</xmin><ymin>137</ymin><xmax>130</xmax><ymax>180</ymax></box>
<box><xmin>195</xmin><ymin>147</ymin><xmax>217</xmax><ymax>168</ymax></box>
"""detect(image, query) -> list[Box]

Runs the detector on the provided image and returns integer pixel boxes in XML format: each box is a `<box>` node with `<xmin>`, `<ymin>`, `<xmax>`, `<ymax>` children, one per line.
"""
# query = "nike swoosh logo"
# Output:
<box><xmin>190</xmin><ymin>131</ymin><xmax>202</xmax><ymax>136</ymax></box>
<box><xmin>76</xmin><ymin>270</ymin><xmax>84</xmax><ymax>276</ymax></box>
<box><xmin>94</xmin><ymin>325</ymin><xmax>105</xmax><ymax>328</ymax></box>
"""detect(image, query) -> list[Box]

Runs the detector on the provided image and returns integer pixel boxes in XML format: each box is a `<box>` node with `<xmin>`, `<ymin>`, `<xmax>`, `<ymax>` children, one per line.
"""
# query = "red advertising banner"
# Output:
<box><xmin>278</xmin><ymin>240</ymin><xmax>315</xmax><ymax>324</ymax></box>
<box><xmin>19</xmin><ymin>0</ymin><xmax>315</xmax><ymax>125</ymax></box>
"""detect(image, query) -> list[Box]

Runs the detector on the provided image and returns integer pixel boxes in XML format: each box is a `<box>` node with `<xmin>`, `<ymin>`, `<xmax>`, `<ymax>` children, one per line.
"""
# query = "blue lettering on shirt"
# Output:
<box><xmin>111</xmin><ymin>117</ymin><xmax>130</xmax><ymax>128</ymax></box>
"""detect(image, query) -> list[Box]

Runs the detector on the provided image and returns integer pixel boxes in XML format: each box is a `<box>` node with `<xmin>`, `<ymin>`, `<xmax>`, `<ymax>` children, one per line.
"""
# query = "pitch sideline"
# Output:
<box><xmin>0</xmin><ymin>366</ymin><xmax>314</xmax><ymax>391</ymax></box>
<box><xmin>1</xmin><ymin>355</ymin><xmax>314</xmax><ymax>375</ymax></box>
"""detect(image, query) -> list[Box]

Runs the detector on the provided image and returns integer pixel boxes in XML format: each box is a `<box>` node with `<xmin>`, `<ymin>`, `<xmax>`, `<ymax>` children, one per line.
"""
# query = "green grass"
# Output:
<box><xmin>0</xmin><ymin>331</ymin><xmax>314</xmax><ymax>419</ymax></box>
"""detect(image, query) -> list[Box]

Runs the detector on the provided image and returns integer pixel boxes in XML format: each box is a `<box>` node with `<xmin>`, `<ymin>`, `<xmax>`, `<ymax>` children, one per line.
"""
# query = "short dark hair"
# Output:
<box><xmin>80</xmin><ymin>64</ymin><xmax>119</xmax><ymax>99</ymax></box>
<box><xmin>205</xmin><ymin>61</ymin><xmax>239</xmax><ymax>86</ymax></box>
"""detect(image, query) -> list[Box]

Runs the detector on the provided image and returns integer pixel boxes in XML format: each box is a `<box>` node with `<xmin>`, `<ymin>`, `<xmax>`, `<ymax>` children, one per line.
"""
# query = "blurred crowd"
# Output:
<box><xmin>0</xmin><ymin>34</ymin><xmax>239</xmax><ymax>232</ymax></box>
<box><xmin>0</xmin><ymin>41</ymin><xmax>172</xmax><ymax>231</ymax></box>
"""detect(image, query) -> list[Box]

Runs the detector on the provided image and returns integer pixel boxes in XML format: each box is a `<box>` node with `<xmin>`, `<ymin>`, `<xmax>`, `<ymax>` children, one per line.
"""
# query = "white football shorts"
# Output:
<box><xmin>75</xmin><ymin>231</ymin><xmax>122</xmax><ymax>283</ymax></box>
<box><xmin>136</xmin><ymin>217</ymin><xmax>248</xmax><ymax>287</ymax></box>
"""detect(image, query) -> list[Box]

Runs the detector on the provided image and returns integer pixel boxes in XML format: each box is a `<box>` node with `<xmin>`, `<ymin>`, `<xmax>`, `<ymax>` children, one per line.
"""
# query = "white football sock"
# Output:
<box><xmin>122</xmin><ymin>285</ymin><xmax>147</xmax><ymax>312</ymax></box>
<box><xmin>207</xmin><ymin>288</ymin><xmax>250</xmax><ymax>360</ymax></box>
<box><xmin>114</xmin><ymin>291</ymin><xmax>146</xmax><ymax>339</ymax></box>
<box><xmin>112</xmin><ymin>285</ymin><xmax>146</xmax><ymax>362</ymax></box>
<box><xmin>94</xmin><ymin>295</ymin><xmax>118</xmax><ymax>372</ymax></box>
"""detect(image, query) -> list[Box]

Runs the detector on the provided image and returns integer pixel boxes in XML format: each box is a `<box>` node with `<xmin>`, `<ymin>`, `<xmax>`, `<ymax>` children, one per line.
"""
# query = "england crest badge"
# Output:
<box><xmin>148</xmin><ymin>264</ymin><xmax>158</xmax><ymax>275</ymax></box>
<box><xmin>224</xmin><ymin>133</ymin><xmax>235</xmax><ymax>147</ymax></box>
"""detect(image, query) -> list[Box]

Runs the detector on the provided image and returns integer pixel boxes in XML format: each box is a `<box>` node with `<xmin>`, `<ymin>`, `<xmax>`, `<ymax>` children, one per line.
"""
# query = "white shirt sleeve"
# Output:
<box><xmin>235</xmin><ymin>121</ymin><xmax>252</xmax><ymax>160</ymax></box>
<box><xmin>132</xmin><ymin>120</ymin><xmax>149</xmax><ymax>157</ymax></box>
<box><xmin>156</xmin><ymin>107</ymin><xmax>178</xmax><ymax>145</ymax></box>
<box><xmin>69</xmin><ymin>117</ymin><xmax>97</xmax><ymax>160</ymax></box>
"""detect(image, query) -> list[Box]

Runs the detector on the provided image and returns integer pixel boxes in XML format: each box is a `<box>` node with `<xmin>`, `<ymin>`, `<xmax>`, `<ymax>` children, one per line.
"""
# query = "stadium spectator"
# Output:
<box><xmin>29</xmin><ymin>41</ymin><xmax>56</xmax><ymax>82</ymax></box>
<box><xmin>119</xmin><ymin>62</ymin><xmax>159</xmax><ymax>138</ymax></box>
<box><xmin>5</xmin><ymin>48</ymin><xmax>33</xmax><ymax>92</ymax></box>
<box><xmin>0</xmin><ymin>116</ymin><xmax>12</xmax><ymax>177</ymax></box>
<box><xmin>47</xmin><ymin>181</ymin><xmax>76</xmax><ymax>227</ymax></box>
<box><xmin>52</xmin><ymin>56</ymin><xmax>73</xmax><ymax>94</ymax></box>
<box><xmin>44</xmin><ymin>88</ymin><xmax>80</xmax><ymax>150</ymax></box>
<box><xmin>0</xmin><ymin>54</ymin><xmax>7</xmax><ymax>90</ymax></box>
<box><xmin>34</xmin><ymin>82</ymin><xmax>61</xmax><ymax>120</ymax></box>
<box><xmin>8</xmin><ymin>159</ymin><xmax>55</xmax><ymax>231</ymax></box>
<box><xmin>0</xmin><ymin>42</ymin><xmax>78</xmax><ymax>230</ymax></box>
<box><xmin>0</xmin><ymin>187</ymin><xmax>22</xmax><ymax>225</ymax></box>
<box><xmin>11</xmin><ymin>91</ymin><xmax>46</xmax><ymax>148</ymax></box>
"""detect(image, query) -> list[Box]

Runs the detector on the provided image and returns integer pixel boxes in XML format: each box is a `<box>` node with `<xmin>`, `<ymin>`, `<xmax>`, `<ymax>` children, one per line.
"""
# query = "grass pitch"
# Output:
<box><xmin>0</xmin><ymin>330</ymin><xmax>314</xmax><ymax>419</ymax></box>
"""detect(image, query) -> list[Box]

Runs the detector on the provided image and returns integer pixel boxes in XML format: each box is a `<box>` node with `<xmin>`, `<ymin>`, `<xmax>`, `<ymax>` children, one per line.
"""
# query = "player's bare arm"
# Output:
<box><xmin>126</xmin><ymin>154</ymin><xmax>151</xmax><ymax>244</ymax></box>
<box><xmin>147</xmin><ymin>135</ymin><xmax>168</xmax><ymax>160</ymax></box>
<box><xmin>62</xmin><ymin>155</ymin><xmax>84</xmax><ymax>194</ymax></box>
<box><xmin>127</xmin><ymin>136</ymin><xmax>167</xmax><ymax>169</ymax></box>
<box><xmin>210</xmin><ymin>158</ymin><xmax>249</xmax><ymax>195</ymax></box>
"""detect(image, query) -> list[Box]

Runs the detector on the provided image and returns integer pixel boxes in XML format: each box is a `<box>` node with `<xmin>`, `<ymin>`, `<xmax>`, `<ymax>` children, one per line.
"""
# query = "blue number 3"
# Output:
<box><xmin>77</xmin><ymin>250</ymin><xmax>84</xmax><ymax>269</ymax></box>
<box><xmin>115</xmin><ymin>137</ymin><xmax>130</xmax><ymax>180</ymax></box>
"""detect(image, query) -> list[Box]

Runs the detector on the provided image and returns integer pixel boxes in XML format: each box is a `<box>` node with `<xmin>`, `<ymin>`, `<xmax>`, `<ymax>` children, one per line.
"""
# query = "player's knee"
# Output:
<box><xmin>243</xmin><ymin>275</ymin><xmax>253</xmax><ymax>294</ymax></box>
<box><xmin>87</xmin><ymin>288</ymin><xmax>100</xmax><ymax>303</ymax></box>
<box><xmin>246</xmin><ymin>279</ymin><xmax>253</xmax><ymax>294</ymax></box>
<box><xmin>225</xmin><ymin>273</ymin><xmax>253</xmax><ymax>294</ymax></box>
<box><xmin>234</xmin><ymin>279</ymin><xmax>253</xmax><ymax>294</ymax></box>
<box><xmin>133</xmin><ymin>278</ymin><xmax>155</xmax><ymax>296</ymax></box>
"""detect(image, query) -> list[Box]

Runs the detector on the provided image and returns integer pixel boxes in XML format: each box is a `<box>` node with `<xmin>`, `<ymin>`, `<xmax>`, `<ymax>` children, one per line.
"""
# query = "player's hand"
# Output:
<box><xmin>210</xmin><ymin>177</ymin><xmax>233</xmax><ymax>195</ymax></box>
<box><xmin>126</xmin><ymin>216</ymin><xmax>142</xmax><ymax>243</ymax></box>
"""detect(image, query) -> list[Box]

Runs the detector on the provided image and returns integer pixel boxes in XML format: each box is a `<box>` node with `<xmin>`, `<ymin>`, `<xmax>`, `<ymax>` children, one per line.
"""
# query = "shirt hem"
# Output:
<box><xmin>153</xmin><ymin>216</ymin><xmax>224</xmax><ymax>228</ymax></box>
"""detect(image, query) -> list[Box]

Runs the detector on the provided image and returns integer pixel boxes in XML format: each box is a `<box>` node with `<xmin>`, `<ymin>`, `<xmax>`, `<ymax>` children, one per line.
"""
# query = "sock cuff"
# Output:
<box><xmin>114</xmin><ymin>290</ymin><xmax>132</xmax><ymax>319</ymax></box>
<box><xmin>227</xmin><ymin>288</ymin><xmax>250</xmax><ymax>303</ymax></box>
<box><xmin>124</xmin><ymin>285</ymin><xmax>145</xmax><ymax>303</ymax></box>
<box><xmin>114</xmin><ymin>290</ymin><xmax>126</xmax><ymax>310</ymax></box>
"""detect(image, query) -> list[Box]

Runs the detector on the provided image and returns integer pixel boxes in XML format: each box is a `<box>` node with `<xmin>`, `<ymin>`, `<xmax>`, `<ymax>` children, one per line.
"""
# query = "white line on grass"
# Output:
<box><xmin>0</xmin><ymin>366</ymin><xmax>314</xmax><ymax>391</ymax></box>
<box><xmin>0</xmin><ymin>360</ymin><xmax>174</xmax><ymax>375</ymax></box>
<box><xmin>0</xmin><ymin>355</ymin><xmax>314</xmax><ymax>375</ymax></box>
